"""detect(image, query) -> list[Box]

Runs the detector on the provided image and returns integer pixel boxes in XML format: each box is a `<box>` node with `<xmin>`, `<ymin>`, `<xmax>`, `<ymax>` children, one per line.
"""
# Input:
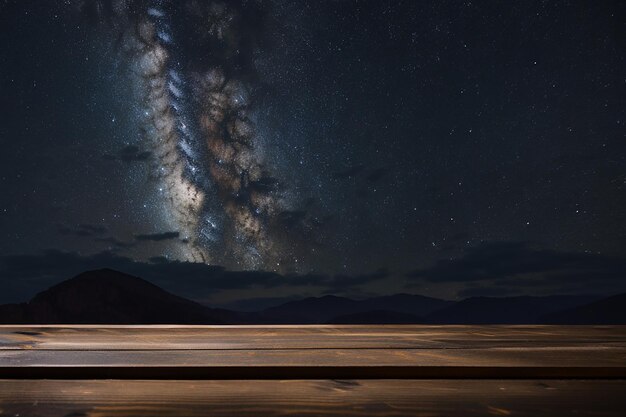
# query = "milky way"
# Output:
<box><xmin>80</xmin><ymin>0</ymin><xmax>293</xmax><ymax>269</ymax></box>
<box><xmin>2</xmin><ymin>0</ymin><xmax>626</xmax><ymax>301</ymax></box>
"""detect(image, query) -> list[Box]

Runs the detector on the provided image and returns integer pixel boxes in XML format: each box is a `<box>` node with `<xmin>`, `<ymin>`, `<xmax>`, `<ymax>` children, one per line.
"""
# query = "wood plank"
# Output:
<box><xmin>0</xmin><ymin>379</ymin><xmax>625</xmax><ymax>416</ymax></box>
<box><xmin>2</xmin><ymin>326</ymin><xmax>625</xmax><ymax>379</ymax></box>
<box><xmin>2</xmin><ymin>325</ymin><xmax>625</xmax><ymax>350</ymax></box>
<box><xmin>2</xmin><ymin>346</ymin><xmax>625</xmax><ymax>379</ymax></box>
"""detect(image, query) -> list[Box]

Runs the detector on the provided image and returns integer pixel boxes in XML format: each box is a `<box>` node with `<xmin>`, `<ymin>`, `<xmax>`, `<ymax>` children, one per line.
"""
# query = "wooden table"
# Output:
<box><xmin>1</xmin><ymin>325</ymin><xmax>625</xmax><ymax>416</ymax></box>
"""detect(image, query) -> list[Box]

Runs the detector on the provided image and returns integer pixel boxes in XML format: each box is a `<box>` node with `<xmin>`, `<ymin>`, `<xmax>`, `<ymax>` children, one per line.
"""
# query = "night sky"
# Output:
<box><xmin>1</xmin><ymin>0</ymin><xmax>625</xmax><ymax>306</ymax></box>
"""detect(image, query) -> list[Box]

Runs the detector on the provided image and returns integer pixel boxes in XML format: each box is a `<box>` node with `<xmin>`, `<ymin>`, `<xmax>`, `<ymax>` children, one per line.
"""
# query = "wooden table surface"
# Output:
<box><xmin>1</xmin><ymin>325</ymin><xmax>625</xmax><ymax>416</ymax></box>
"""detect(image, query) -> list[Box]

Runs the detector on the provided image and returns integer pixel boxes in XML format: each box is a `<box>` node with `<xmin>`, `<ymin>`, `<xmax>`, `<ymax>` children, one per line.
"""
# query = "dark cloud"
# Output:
<box><xmin>134</xmin><ymin>231</ymin><xmax>180</xmax><ymax>242</ymax></box>
<box><xmin>57</xmin><ymin>223</ymin><xmax>108</xmax><ymax>237</ymax></box>
<box><xmin>285</xmin><ymin>268</ymin><xmax>388</xmax><ymax>293</ymax></box>
<box><xmin>407</xmin><ymin>242</ymin><xmax>626</xmax><ymax>291</ymax></box>
<box><xmin>248</xmin><ymin>176</ymin><xmax>282</xmax><ymax>193</ymax></box>
<box><xmin>94</xmin><ymin>236</ymin><xmax>135</xmax><ymax>249</ymax></box>
<box><xmin>322</xmin><ymin>268</ymin><xmax>389</xmax><ymax>291</ymax></box>
<box><xmin>118</xmin><ymin>145</ymin><xmax>152</xmax><ymax>162</ymax></box>
<box><xmin>57</xmin><ymin>224</ymin><xmax>139</xmax><ymax>251</ymax></box>
<box><xmin>0</xmin><ymin>250</ymin><xmax>387</xmax><ymax>303</ymax></box>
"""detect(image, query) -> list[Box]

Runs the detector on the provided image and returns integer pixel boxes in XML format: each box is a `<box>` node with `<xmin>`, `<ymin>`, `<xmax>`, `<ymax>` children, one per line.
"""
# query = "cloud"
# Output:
<box><xmin>0</xmin><ymin>250</ymin><xmax>388</xmax><ymax>304</ymax></box>
<box><xmin>134</xmin><ymin>231</ymin><xmax>180</xmax><ymax>242</ymax></box>
<box><xmin>320</xmin><ymin>268</ymin><xmax>389</xmax><ymax>291</ymax></box>
<box><xmin>94</xmin><ymin>237</ymin><xmax>135</xmax><ymax>249</ymax></box>
<box><xmin>57</xmin><ymin>223</ymin><xmax>108</xmax><ymax>237</ymax></box>
<box><xmin>248</xmin><ymin>176</ymin><xmax>282</xmax><ymax>193</ymax></box>
<box><xmin>407</xmin><ymin>241</ymin><xmax>626</xmax><ymax>292</ymax></box>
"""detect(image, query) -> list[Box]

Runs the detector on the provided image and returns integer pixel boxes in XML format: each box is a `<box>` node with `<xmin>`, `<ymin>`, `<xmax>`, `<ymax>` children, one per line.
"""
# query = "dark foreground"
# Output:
<box><xmin>1</xmin><ymin>325</ymin><xmax>625</xmax><ymax>416</ymax></box>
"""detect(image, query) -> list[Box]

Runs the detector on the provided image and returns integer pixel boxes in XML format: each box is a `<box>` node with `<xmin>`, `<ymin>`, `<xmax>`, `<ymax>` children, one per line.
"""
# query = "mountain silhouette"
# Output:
<box><xmin>541</xmin><ymin>293</ymin><xmax>626</xmax><ymax>324</ymax></box>
<box><xmin>358</xmin><ymin>294</ymin><xmax>452</xmax><ymax>316</ymax></box>
<box><xmin>0</xmin><ymin>269</ymin><xmax>240</xmax><ymax>324</ymax></box>
<box><xmin>258</xmin><ymin>294</ymin><xmax>450</xmax><ymax>323</ymax></box>
<box><xmin>0</xmin><ymin>269</ymin><xmax>622</xmax><ymax>324</ymax></box>
<box><xmin>328</xmin><ymin>310</ymin><xmax>422</xmax><ymax>324</ymax></box>
<box><xmin>259</xmin><ymin>295</ymin><xmax>362</xmax><ymax>323</ymax></box>
<box><xmin>425</xmin><ymin>295</ymin><xmax>599</xmax><ymax>324</ymax></box>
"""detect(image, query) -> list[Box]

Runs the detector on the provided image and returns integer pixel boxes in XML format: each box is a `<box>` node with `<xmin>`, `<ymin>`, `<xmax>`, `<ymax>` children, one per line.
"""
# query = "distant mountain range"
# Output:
<box><xmin>257</xmin><ymin>293</ymin><xmax>451</xmax><ymax>324</ymax></box>
<box><xmin>541</xmin><ymin>293</ymin><xmax>626</xmax><ymax>324</ymax></box>
<box><xmin>425</xmin><ymin>294</ymin><xmax>600</xmax><ymax>324</ymax></box>
<box><xmin>0</xmin><ymin>269</ymin><xmax>623</xmax><ymax>324</ymax></box>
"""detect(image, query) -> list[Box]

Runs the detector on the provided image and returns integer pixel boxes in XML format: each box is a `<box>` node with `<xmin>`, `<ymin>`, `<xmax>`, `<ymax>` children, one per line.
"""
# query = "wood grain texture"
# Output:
<box><xmin>1</xmin><ymin>325</ymin><xmax>626</xmax><ymax>379</ymax></box>
<box><xmin>2</xmin><ymin>326</ymin><xmax>625</xmax><ymax>415</ymax></box>
<box><xmin>2</xmin><ymin>349</ymin><xmax>626</xmax><ymax>379</ymax></box>
<box><xmin>0</xmin><ymin>379</ymin><xmax>625</xmax><ymax>417</ymax></box>
<box><xmin>2</xmin><ymin>325</ymin><xmax>625</xmax><ymax>350</ymax></box>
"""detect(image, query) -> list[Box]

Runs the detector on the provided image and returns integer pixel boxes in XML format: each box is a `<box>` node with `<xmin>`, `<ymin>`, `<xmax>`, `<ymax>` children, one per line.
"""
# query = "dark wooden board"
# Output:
<box><xmin>1</xmin><ymin>325</ymin><xmax>626</xmax><ymax>379</ymax></box>
<box><xmin>2</xmin><ymin>326</ymin><xmax>625</xmax><ymax>415</ymax></box>
<box><xmin>1</xmin><ymin>379</ymin><xmax>625</xmax><ymax>417</ymax></box>
<box><xmin>1</xmin><ymin>325</ymin><xmax>625</xmax><ymax>350</ymax></box>
<box><xmin>2</xmin><ymin>348</ymin><xmax>625</xmax><ymax>379</ymax></box>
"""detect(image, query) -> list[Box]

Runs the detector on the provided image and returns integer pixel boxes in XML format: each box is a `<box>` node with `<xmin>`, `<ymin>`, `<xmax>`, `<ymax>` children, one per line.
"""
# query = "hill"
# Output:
<box><xmin>541</xmin><ymin>293</ymin><xmax>626</xmax><ymax>324</ymax></box>
<box><xmin>259</xmin><ymin>293</ymin><xmax>450</xmax><ymax>323</ymax></box>
<box><xmin>328</xmin><ymin>310</ymin><xmax>422</xmax><ymax>324</ymax></box>
<box><xmin>0</xmin><ymin>269</ymin><xmax>619</xmax><ymax>324</ymax></box>
<box><xmin>0</xmin><ymin>269</ymin><xmax>240</xmax><ymax>324</ymax></box>
<box><xmin>425</xmin><ymin>295</ymin><xmax>599</xmax><ymax>324</ymax></box>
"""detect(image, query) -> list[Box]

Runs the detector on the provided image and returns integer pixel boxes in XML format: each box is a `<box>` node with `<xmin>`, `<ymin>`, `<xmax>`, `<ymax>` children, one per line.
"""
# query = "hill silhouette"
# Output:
<box><xmin>258</xmin><ymin>294</ymin><xmax>450</xmax><ymax>323</ymax></box>
<box><xmin>0</xmin><ymin>269</ymin><xmax>240</xmax><ymax>324</ymax></box>
<box><xmin>541</xmin><ymin>293</ymin><xmax>626</xmax><ymax>324</ymax></box>
<box><xmin>425</xmin><ymin>295</ymin><xmax>599</xmax><ymax>324</ymax></box>
<box><xmin>0</xmin><ymin>269</ymin><xmax>623</xmax><ymax>324</ymax></box>
<box><xmin>328</xmin><ymin>310</ymin><xmax>422</xmax><ymax>324</ymax></box>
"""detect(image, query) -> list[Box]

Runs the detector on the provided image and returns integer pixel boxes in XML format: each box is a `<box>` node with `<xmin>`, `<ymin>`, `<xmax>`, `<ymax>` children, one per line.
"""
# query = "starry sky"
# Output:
<box><xmin>0</xmin><ymin>0</ymin><xmax>625</xmax><ymax>305</ymax></box>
